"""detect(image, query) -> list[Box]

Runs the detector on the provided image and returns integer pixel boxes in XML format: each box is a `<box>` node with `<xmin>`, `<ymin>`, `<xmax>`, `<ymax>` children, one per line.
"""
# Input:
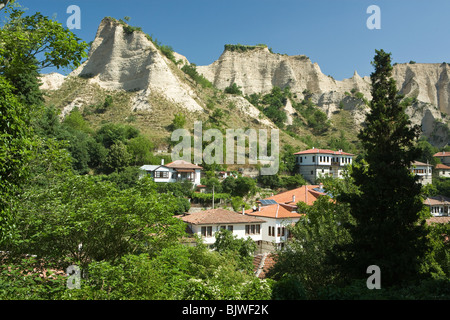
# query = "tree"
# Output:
<box><xmin>105</xmin><ymin>141</ymin><xmax>132</xmax><ymax>173</ymax></box>
<box><xmin>267</xmin><ymin>194</ymin><xmax>353</xmax><ymax>297</ymax></box>
<box><xmin>8</xmin><ymin>176</ymin><xmax>187</xmax><ymax>269</ymax></box>
<box><xmin>0</xmin><ymin>77</ymin><xmax>34</xmax><ymax>245</ymax></box>
<box><xmin>0</xmin><ymin>2</ymin><xmax>88</xmax><ymax>104</ymax></box>
<box><xmin>127</xmin><ymin>135</ymin><xmax>154</xmax><ymax>165</ymax></box>
<box><xmin>335</xmin><ymin>49</ymin><xmax>432</xmax><ymax>287</ymax></box>
<box><xmin>0</xmin><ymin>2</ymin><xmax>88</xmax><ymax>245</ymax></box>
<box><xmin>170</xmin><ymin>112</ymin><xmax>186</xmax><ymax>130</ymax></box>
<box><xmin>212</xmin><ymin>229</ymin><xmax>257</xmax><ymax>271</ymax></box>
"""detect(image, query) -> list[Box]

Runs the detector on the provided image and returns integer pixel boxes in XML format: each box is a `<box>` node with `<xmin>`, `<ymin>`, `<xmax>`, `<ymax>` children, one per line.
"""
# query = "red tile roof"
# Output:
<box><xmin>434</xmin><ymin>152</ymin><xmax>450</xmax><ymax>157</ymax></box>
<box><xmin>266</xmin><ymin>185</ymin><xmax>326</xmax><ymax>206</ymax></box>
<box><xmin>424</xmin><ymin>195</ymin><xmax>450</xmax><ymax>206</ymax></box>
<box><xmin>294</xmin><ymin>148</ymin><xmax>354</xmax><ymax>156</ymax></box>
<box><xmin>253</xmin><ymin>253</ymin><xmax>277</xmax><ymax>278</ymax></box>
<box><xmin>179</xmin><ymin>208</ymin><xmax>265</xmax><ymax>225</ymax></box>
<box><xmin>412</xmin><ymin>161</ymin><xmax>432</xmax><ymax>167</ymax></box>
<box><xmin>426</xmin><ymin>216</ymin><xmax>450</xmax><ymax>225</ymax></box>
<box><xmin>436</xmin><ymin>164</ymin><xmax>450</xmax><ymax>170</ymax></box>
<box><xmin>165</xmin><ymin>160</ymin><xmax>203</xmax><ymax>170</ymax></box>
<box><xmin>245</xmin><ymin>203</ymin><xmax>304</xmax><ymax>219</ymax></box>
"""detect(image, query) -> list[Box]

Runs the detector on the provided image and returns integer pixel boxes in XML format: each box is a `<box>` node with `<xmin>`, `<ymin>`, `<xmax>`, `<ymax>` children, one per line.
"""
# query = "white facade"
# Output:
<box><xmin>425</xmin><ymin>196</ymin><xmax>450</xmax><ymax>217</ymax></box>
<box><xmin>295</xmin><ymin>149</ymin><xmax>354</xmax><ymax>183</ymax></box>
<box><xmin>410</xmin><ymin>162</ymin><xmax>433</xmax><ymax>185</ymax></box>
<box><xmin>436</xmin><ymin>165</ymin><xmax>450</xmax><ymax>178</ymax></box>
<box><xmin>258</xmin><ymin>217</ymin><xmax>300</xmax><ymax>246</ymax></box>
<box><xmin>190</xmin><ymin>223</ymin><xmax>263</xmax><ymax>245</ymax></box>
<box><xmin>139</xmin><ymin>164</ymin><xmax>202</xmax><ymax>186</ymax></box>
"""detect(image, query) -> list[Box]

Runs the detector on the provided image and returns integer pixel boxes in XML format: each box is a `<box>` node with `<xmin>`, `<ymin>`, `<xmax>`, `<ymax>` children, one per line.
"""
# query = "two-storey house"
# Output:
<box><xmin>294</xmin><ymin>148</ymin><xmax>355</xmax><ymax>183</ymax></box>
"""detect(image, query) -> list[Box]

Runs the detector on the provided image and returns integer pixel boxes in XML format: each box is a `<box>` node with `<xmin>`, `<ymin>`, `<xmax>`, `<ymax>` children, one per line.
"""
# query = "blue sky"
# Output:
<box><xmin>13</xmin><ymin>0</ymin><xmax>450</xmax><ymax>80</ymax></box>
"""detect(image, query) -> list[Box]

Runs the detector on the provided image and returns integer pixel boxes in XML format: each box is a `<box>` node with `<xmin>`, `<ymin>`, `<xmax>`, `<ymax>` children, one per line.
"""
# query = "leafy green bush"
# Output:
<box><xmin>224</xmin><ymin>83</ymin><xmax>243</xmax><ymax>95</ymax></box>
<box><xmin>181</xmin><ymin>63</ymin><xmax>213</xmax><ymax>88</ymax></box>
<box><xmin>272</xmin><ymin>274</ymin><xmax>307</xmax><ymax>300</ymax></box>
<box><xmin>224</xmin><ymin>43</ymin><xmax>268</xmax><ymax>53</ymax></box>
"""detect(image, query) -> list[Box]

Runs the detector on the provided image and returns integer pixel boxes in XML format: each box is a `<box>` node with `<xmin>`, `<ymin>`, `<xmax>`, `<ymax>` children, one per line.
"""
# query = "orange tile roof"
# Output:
<box><xmin>253</xmin><ymin>253</ymin><xmax>277</xmax><ymax>279</ymax></box>
<box><xmin>434</xmin><ymin>152</ymin><xmax>450</xmax><ymax>157</ymax></box>
<box><xmin>265</xmin><ymin>185</ymin><xmax>325</xmax><ymax>206</ymax></box>
<box><xmin>294</xmin><ymin>148</ymin><xmax>354</xmax><ymax>156</ymax></box>
<box><xmin>426</xmin><ymin>216</ymin><xmax>450</xmax><ymax>225</ymax></box>
<box><xmin>412</xmin><ymin>161</ymin><xmax>432</xmax><ymax>167</ymax></box>
<box><xmin>424</xmin><ymin>195</ymin><xmax>450</xmax><ymax>206</ymax></box>
<box><xmin>179</xmin><ymin>208</ymin><xmax>265</xmax><ymax>225</ymax></box>
<box><xmin>245</xmin><ymin>203</ymin><xmax>304</xmax><ymax>219</ymax></box>
<box><xmin>165</xmin><ymin>160</ymin><xmax>203</xmax><ymax>170</ymax></box>
<box><xmin>436</xmin><ymin>164</ymin><xmax>450</xmax><ymax>170</ymax></box>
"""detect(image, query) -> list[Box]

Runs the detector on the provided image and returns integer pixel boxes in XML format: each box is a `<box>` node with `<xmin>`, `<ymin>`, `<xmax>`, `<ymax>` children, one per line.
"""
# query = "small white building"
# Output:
<box><xmin>435</xmin><ymin>164</ymin><xmax>450</xmax><ymax>178</ymax></box>
<box><xmin>410</xmin><ymin>161</ymin><xmax>433</xmax><ymax>185</ymax></box>
<box><xmin>245</xmin><ymin>203</ymin><xmax>302</xmax><ymax>252</ymax></box>
<box><xmin>424</xmin><ymin>195</ymin><xmax>450</xmax><ymax>216</ymax></box>
<box><xmin>140</xmin><ymin>159</ymin><xmax>202</xmax><ymax>186</ymax></box>
<box><xmin>294</xmin><ymin>148</ymin><xmax>355</xmax><ymax>183</ymax></box>
<box><xmin>179</xmin><ymin>208</ymin><xmax>265</xmax><ymax>247</ymax></box>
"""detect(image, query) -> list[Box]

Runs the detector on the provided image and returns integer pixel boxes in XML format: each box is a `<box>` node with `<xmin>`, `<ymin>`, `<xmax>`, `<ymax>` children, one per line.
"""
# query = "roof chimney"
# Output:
<box><xmin>292</xmin><ymin>195</ymin><xmax>296</xmax><ymax>203</ymax></box>
<box><xmin>258</xmin><ymin>203</ymin><xmax>261</xmax><ymax>211</ymax></box>
<box><xmin>161</xmin><ymin>158</ymin><xmax>164</xmax><ymax>165</ymax></box>
<box><xmin>242</xmin><ymin>205</ymin><xmax>245</xmax><ymax>215</ymax></box>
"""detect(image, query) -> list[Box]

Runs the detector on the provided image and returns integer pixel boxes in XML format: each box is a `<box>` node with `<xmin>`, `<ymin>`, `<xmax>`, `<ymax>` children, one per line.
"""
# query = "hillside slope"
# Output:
<box><xmin>40</xmin><ymin>18</ymin><xmax>449</xmax><ymax>152</ymax></box>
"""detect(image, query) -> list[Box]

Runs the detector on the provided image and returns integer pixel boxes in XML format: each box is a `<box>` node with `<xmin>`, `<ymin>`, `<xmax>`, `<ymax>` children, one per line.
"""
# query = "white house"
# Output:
<box><xmin>410</xmin><ymin>161</ymin><xmax>433</xmax><ymax>185</ymax></box>
<box><xmin>140</xmin><ymin>159</ymin><xmax>202</xmax><ymax>186</ymax></box>
<box><xmin>244</xmin><ymin>184</ymin><xmax>328</xmax><ymax>252</ymax></box>
<box><xmin>294</xmin><ymin>148</ymin><xmax>355</xmax><ymax>183</ymax></box>
<box><xmin>244</xmin><ymin>204</ymin><xmax>302</xmax><ymax>252</ymax></box>
<box><xmin>179</xmin><ymin>208</ymin><xmax>266</xmax><ymax>247</ymax></box>
<box><xmin>424</xmin><ymin>195</ymin><xmax>450</xmax><ymax>216</ymax></box>
<box><xmin>435</xmin><ymin>164</ymin><xmax>450</xmax><ymax>178</ymax></box>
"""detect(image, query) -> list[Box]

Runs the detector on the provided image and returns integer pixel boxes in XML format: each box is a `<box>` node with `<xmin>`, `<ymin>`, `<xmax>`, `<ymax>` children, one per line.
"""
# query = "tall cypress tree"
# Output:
<box><xmin>336</xmin><ymin>49</ymin><xmax>431</xmax><ymax>287</ymax></box>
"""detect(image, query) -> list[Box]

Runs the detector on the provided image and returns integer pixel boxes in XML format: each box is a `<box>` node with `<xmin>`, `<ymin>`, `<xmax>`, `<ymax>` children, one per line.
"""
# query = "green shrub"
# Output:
<box><xmin>181</xmin><ymin>64</ymin><xmax>213</xmax><ymax>88</ymax></box>
<box><xmin>224</xmin><ymin>83</ymin><xmax>243</xmax><ymax>95</ymax></box>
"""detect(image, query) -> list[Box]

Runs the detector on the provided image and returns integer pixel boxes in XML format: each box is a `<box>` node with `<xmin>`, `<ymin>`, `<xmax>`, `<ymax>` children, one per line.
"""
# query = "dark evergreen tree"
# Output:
<box><xmin>335</xmin><ymin>49</ymin><xmax>431</xmax><ymax>287</ymax></box>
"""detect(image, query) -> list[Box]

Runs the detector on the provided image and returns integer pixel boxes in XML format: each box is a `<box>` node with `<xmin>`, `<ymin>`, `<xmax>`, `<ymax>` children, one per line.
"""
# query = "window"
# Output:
<box><xmin>227</xmin><ymin>225</ymin><xmax>233</xmax><ymax>232</ymax></box>
<box><xmin>268</xmin><ymin>226</ymin><xmax>275</xmax><ymax>237</ymax></box>
<box><xmin>277</xmin><ymin>227</ymin><xmax>281</xmax><ymax>236</ymax></box>
<box><xmin>155</xmin><ymin>171</ymin><xmax>169</xmax><ymax>178</ymax></box>
<box><xmin>201</xmin><ymin>226</ymin><xmax>213</xmax><ymax>237</ymax></box>
<box><xmin>245</xmin><ymin>224</ymin><xmax>261</xmax><ymax>235</ymax></box>
<box><xmin>312</xmin><ymin>156</ymin><xmax>315</xmax><ymax>162</ymax></box>
<box><xmin>299</xmin><ymin>157</ymin><xmax>303</xmax><ymax>163</ymax></box>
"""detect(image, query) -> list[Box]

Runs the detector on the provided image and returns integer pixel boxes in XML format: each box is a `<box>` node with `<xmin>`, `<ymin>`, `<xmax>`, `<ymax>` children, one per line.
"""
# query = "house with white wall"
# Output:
<box><xmin>294</xmin><ymin>148</ymin><xmax>355</xmax><ymax>183</ymax></box>
<box><xmin>410</xmin><ymin>161</ymin><xmax>433</xmax><ymax>185</ymax></box>
<box><xmin>424</xmin><ymin>195</ymin><xmax>450</xmax><ymax>216</ymax></box>
<box><xmin>435</xmin><ymin>164</ymin><xmax>450</xmax><ymax>178</ymax></box>
<box><xmin>179</xmin><ymin>208</ymin><xmax>265</xmax><ymax>247</ymax></box>
<box><xmin>140</xmin><ymin>159</ymin><xmax>202</xmax><ymax>186</ymax></box>
<box><xmin>244</xmin><ymin>184</ymin><xmax>328</xmax><ymax>252</ymax></box>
